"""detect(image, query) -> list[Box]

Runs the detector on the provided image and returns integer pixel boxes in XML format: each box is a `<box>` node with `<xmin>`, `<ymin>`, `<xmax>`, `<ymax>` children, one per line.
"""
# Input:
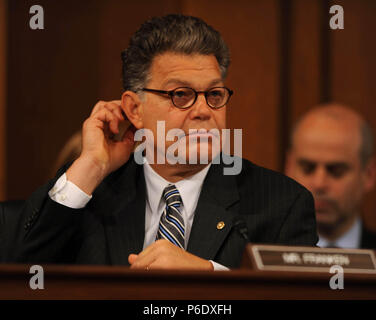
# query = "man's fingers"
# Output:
<box><xmin>129</xmin><ymin>252</ymin><xmax>157</xmax><ymax>270</ymax></box>
<box><xmin>90</xmin><ymin>100</ymin><xmax>122</xmax><ymax>117</ymax></box>
<box><xmin>90</xmin><ymin>100</ymin><xmax>106</xmax><ymax>116</ymax></box>
<box><xmin>105</xmin><ymin>102</ymin><xmax>124</xmax><ymax>121</ymax></box>
<box><xmin>129</xmin><ymin>241</ymin><xmax>163</xmax><ymax>269</ymax></box>
<box><xmin>134</xmin><ymin>240</ymin><xmax>162</xmax><ymax>261</ymax></box>
<box><xmin>89</xmin><ymin>101</ymin><xmax>127</xmax><ymax>137</ymax></box>
<box><xmin>129</xmin><ymin>240</ymin><xmax>178</xmax><ymax>270</ymax></box>
<box><xmin>128</xmin><ymin>254</ymin><xmax>138</xmax><ymax>265</ymax></box>
<box><xmin>91</xmin><ymin>108</ymin><xmax>120</xmax><ymax>134</ymax></box>
<box><xmin>79</xmin><ymin>99</ymin><xmax>134</xmax><ymax>179</ymax></box>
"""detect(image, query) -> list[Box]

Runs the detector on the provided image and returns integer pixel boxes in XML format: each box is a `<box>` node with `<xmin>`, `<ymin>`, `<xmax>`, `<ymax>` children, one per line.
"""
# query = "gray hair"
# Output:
<box><xmin>121</xmin><ymin>14</ymin><xmax>230</xmax><ymax>92</ymax></box>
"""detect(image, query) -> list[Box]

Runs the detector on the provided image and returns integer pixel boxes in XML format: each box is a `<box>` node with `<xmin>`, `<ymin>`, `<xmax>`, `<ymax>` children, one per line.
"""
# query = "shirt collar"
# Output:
<box><xmin>143</xmin><ymin>159</ymin><xmax>211</xmax><ymax>215</ymax></box>
<box><xmin>174</xmin><ymin>164</ymin><xmax>211</xmax><ymax>216</ymax></box>
<box><xmin>318</xmin><ymin>218</ymin><xmax>362</xmax><ymax>249</ymax></box>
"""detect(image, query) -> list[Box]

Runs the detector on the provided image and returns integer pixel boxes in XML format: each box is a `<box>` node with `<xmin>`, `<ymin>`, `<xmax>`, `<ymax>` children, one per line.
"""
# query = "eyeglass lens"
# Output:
<box><xmin>171</xmin><ymin>87</ymin><xmax>229</xmax><ymax>108</ymax></box>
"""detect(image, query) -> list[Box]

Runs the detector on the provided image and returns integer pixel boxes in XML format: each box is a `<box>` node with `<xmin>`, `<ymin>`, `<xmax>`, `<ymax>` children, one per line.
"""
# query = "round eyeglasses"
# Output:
<box><xmin>141</xmin><ymin>87</ymin><xmax>233</xmax><ymax>109</ymax></box>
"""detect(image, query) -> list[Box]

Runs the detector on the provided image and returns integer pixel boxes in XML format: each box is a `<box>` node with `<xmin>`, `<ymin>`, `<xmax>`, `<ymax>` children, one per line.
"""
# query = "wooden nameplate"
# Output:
<box><xmin>241</xmin><ymin>243</ymin><xmax>376</xmax><ymax>274</ymax></box>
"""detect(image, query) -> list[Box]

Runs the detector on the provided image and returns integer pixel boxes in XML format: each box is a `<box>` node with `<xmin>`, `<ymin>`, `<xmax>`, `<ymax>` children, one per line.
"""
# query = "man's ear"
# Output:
<box><xmin>121</xmin><ymin>91</ymin><xmax>144</xmax><ymax>129</ymax></box>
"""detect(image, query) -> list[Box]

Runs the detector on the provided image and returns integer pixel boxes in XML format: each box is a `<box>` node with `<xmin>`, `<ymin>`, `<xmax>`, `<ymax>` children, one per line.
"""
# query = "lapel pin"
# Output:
<box><xmin>217</xmin><ymin>221</ymin><xmax>225</xmax><ymax>230</ymax></box>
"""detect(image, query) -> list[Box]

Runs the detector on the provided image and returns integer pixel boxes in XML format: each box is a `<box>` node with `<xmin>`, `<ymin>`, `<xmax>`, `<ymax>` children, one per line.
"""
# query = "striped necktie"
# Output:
<box><xmin>156</xmin><ymin>184</ymin><xmax>185</xmax><ymax>249</ymax></box>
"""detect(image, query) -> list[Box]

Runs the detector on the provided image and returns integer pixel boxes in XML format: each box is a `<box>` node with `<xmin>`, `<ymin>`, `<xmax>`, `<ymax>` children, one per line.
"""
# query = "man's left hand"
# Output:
<box><xmin>128</xmin><ymin>240</ymin><xmax>214</xmax><ymax>271</ymax></box>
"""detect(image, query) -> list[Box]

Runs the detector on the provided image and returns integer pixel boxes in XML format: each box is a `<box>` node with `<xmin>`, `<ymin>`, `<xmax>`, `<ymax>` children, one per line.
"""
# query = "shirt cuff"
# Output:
<box><xmin>48</xmin><ymin>173</ymin><xmax>92</xmax><ymax>209</ymax></box>
<box><xmin>210</xmin><ymin>260</ymin><xmax>230</xmax><ymax>271</ymax></box>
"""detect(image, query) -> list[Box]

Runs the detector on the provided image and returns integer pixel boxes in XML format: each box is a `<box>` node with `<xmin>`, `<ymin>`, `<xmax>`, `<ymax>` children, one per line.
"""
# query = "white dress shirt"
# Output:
<box><xmin>317</xmin><ymin>218</ymin><xmax>362</xmax><ymax>249</ymax></box>
<box><xmin>143</xmin><ymin>160</ymin><xmax>210</xmax><ymax>250</ymax></box>
<box><xmin>48</xmin><ymin>160</ymin><xmax>229</xmax><ymax>270</ymax></box>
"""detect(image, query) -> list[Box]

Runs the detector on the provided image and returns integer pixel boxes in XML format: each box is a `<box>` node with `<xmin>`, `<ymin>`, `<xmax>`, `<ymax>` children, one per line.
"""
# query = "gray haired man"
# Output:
<box><xmin>7</xmin><ymin>15</ymin><xmax>318</xmax><ymax>269</ymax></box>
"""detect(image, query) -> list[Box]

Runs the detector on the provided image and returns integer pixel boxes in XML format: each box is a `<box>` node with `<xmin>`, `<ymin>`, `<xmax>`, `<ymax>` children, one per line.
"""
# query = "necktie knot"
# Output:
<box><xmin>163</xmin><ymin>184</ymin><xmax>182</xmax><ymax>207</ymax></box>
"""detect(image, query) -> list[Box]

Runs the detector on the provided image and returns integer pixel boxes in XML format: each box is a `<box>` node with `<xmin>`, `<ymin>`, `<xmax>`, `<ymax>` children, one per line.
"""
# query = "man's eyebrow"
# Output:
<box><xmin>208</xmin><ymin>78</ymin><xmax>224</xmax><ymax>87</ymax></box>
<box><xmin>325</xmin><ymin>162</ymin><xmax>350</xmax><ymax>168</ymax></box>
<box><xmin>162</xmin><ymin>78</ymin><xmax>224</xmax><ymax>89</ymax></box>
<box><xmin>297</xmin><ymin>158</ymin><xmax>350</xmax><ymax>168</ymax></box>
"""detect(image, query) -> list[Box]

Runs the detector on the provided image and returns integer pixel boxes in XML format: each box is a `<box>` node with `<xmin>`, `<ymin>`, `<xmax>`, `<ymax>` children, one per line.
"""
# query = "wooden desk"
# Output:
<box><xmin>0</xmin><ymin>264</ymin><xmax>375</xmax><ymax>299</ymax></box>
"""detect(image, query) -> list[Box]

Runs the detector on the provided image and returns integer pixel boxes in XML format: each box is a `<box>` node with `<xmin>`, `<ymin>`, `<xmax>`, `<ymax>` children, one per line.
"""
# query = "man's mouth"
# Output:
<box><xmin>314</xmin><ymin>199</ymin><xmax>334</xmax><ymax>212</ymax></box>
<box><xmin>179</xmin><ymin>129</ymin><xmax>220</xmax><ymax>141</ymax></box>
<box><xmin>187</xmin><ymin>132</ymin><xmax>214</xmax><ymax>140</ymax></box>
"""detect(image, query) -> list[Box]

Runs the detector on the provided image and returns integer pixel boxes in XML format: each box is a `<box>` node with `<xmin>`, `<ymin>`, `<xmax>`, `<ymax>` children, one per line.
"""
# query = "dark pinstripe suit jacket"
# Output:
<box><xmin>6</xmin><ymin>155</ymin><xmax>318</xmax><ymax>268</ymax></box>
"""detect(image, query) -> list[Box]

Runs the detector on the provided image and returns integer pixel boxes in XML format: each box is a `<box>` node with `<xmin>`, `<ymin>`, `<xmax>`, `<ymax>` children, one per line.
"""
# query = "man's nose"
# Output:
<box><xmin>189</xmin><ymin>93</ymin><xmax>211</xmax><ymax>120</ymax></box>
<box><xmin>310</xmin><ymin>167</ymin><xmax>329</xmax><ymax>192</ymax></box>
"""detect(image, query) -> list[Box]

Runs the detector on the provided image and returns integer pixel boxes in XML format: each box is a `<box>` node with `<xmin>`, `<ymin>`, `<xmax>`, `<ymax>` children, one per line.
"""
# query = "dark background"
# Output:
<box><xmin>1</xmin><ymin>0</ymin><xmax>375</xmax><ymax>230</ymax></box>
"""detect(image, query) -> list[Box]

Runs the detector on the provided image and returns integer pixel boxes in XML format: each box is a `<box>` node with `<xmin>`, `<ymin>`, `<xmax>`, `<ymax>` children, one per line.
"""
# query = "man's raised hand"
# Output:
<box><xmin>66</xmin><ymin>100</ymin><xmax>136</xmax><ymax>194</ymax></box>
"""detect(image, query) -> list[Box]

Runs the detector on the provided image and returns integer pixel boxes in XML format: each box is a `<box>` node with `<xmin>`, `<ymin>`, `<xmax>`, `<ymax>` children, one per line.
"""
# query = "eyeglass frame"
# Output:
<box><xmin>141</xmin><ymin>86</ymin><xmax>234</xmax><ymax>109</ymax></box>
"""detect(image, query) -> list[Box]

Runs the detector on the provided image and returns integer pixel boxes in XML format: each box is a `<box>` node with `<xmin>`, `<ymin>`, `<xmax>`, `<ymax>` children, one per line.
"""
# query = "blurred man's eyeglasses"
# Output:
<box><xmin>141</xmin><ymin>87</ymin><xmax>233</xmax><ymax>109</ymax></box>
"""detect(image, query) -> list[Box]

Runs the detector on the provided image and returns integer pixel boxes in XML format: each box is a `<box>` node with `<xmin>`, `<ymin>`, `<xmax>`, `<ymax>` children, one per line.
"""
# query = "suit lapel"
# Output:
<box><xmin>187</xmin><ymin>160</ymin><xmax>239</xmax><ymax>260</ymax></box>
<box><xmin>95</xmin><ymin>156</ymin><xmax>146</xmax><ymax>265</ymax></box>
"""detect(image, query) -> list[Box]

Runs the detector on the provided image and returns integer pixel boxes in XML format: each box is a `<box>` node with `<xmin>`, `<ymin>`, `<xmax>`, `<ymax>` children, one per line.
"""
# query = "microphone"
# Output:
<box><xmin>233</xmin><ymin>217</ymin><xmax>249</xmax><ymax>241</ymax></box>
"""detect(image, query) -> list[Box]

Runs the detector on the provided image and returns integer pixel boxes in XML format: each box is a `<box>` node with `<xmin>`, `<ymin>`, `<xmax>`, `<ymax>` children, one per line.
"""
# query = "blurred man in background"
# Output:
<box><xmin>286</xmin><ymin>104</ymin><xmax>376</xmax><ymax>248</ymax></box>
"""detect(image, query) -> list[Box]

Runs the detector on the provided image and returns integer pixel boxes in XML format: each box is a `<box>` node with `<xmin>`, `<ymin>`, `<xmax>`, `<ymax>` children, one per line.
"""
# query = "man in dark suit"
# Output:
<box><xmin>285</xmin><ymin>104</ymin><xmax>376</xmax><ymax>249</ymax></box>
<box><xmin>6</xmin><ymin>14</ymin><xmax>318</xmax><ymax>269</ymax></box>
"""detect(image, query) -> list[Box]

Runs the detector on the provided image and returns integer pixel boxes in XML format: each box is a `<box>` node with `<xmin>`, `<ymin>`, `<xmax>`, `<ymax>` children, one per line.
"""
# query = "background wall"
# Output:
<box><xmin>0</xmin><ymin>0</ymin><xmax>6</xmax><ymax>200</ymax></box>
<box><xmin>1</xmin><ymin>0</ymin><xmax>376</xmax><ymax>229</ymax></box>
